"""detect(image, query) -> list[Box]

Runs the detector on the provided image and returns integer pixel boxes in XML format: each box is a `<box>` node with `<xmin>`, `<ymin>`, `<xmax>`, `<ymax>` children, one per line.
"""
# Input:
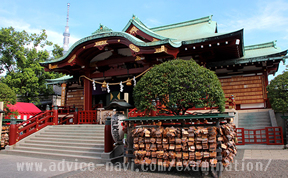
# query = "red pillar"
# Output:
<box><xmin>263</xmin><ymin>71</ymin><xmax>271</xmax><ymax>108</ymax></box>
<box><xmin>53</xmin><ymin>105</ymin><xmax>58</xmax><ymax>125</ymax></box>
<box><xmin>84</xmin><ymin>78</ymin><xmax>92</xmax><ymax>111</ymax></box>
<box><xmin>104</xmin><ymin>117</ymin><xmax>114</xmax><ymax>152</ymax></box>
<box><xmin>151</xmin><ymin>99</ymin><xmax>157</xmax><ymax>116</ymax></box>
<box><xmin>9</xmin><ymin>119</ymin><xmax>17</xmax><ymax>145</ymax></box>
<box><xmin>73</xmin><ymin>108</ymin><xmax>78</xmax><ymax>124</ymax></box>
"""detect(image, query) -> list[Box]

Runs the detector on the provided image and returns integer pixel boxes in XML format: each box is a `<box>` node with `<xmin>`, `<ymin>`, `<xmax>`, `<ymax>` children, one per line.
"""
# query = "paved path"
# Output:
<box><xmin>0</xmin><ymin>154</ymin><xmax>93</xmax><ymax>178</ymax></box>
<box><xmin>1</xmin><ymin>149</ymin><xmax>288</xmax><ymax>178</ymax></box>
<box><xmin>243</xmin><ymin>149</ymin><xmax>288</xmax><ymax>160</ymax></box>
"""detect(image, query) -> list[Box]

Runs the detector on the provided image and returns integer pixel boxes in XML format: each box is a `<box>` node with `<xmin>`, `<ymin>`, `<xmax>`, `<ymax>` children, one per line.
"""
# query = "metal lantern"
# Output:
<box><xmin>126</xmin><ymin>78</ymin><xmax>132</xmax><ymax>86</ymax></box>
<box><xmin>102</xmin><ymin>80</ymin><xmax>107</xmax><ymax>88</ymax></box>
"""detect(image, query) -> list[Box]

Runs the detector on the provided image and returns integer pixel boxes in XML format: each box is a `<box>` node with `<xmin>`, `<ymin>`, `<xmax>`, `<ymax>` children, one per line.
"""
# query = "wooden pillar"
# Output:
<box><xmin>52</xmin><ymin>105</ymin><xmax>58</xmax><ymax>125</ymax></box>
<box><xmin>9</xmin><ymin>117</ymin><xmax>17</xmax><ymax>146</ymax></box>
<box><xmin>84</xmin><ymin>78</ymin><xmax>92</xmax><ymax>110</ymax></box>
<box><xmin>263</xmin><ymin>71</ymin><xmax>270</xmax><ymax>108</ymax></box>
<box><xmin>60</xmin><ymin>83</ymin><xmax>67</xmax><ymax>107</ymax></box>
<box><xmin>73</xmin><ymin>108</ymin><xmax>78</xmax><ymax>124</ymax></box>
<box><xmin>104</xmin><ymin>116</ymin><xmax>114</xmax><ymax>153</ymax></box>
<box><xmin>0</xmin><ymin>102</ymin><xmax>3</xmax><ymax>145</ymax></box>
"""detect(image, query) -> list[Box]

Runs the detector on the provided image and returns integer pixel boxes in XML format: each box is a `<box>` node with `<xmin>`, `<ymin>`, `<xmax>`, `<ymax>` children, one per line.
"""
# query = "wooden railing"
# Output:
<box><xmin>17</xmin><ymin>110</ymin><xmax>54</xmax><ymax>141</ymax></box>
<box><xmin>236</xmin><ymin>127</ymin><xmax>284</xmax><ymax>145</ymax></box>
<box><xmin>78</xmin><ymin>110</ymin><xmax>97</xmax><ymax>124</ymax></box>
<box><xmin>8</xmin><ymin>106</ymin><xmax>96</xmax><ymax>146</ymax></box>
<box><xmin>58</xmin><ymin>106</ymin><xmax>79</xmax><ymax>125</ymax></box>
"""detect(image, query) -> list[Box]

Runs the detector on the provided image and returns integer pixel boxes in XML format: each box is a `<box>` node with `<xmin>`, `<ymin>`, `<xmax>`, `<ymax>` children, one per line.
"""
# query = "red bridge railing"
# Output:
<box><xmin>8</xmin><ymin>106</ymin><xmax>98</xmax><ymax>146</ymax></box>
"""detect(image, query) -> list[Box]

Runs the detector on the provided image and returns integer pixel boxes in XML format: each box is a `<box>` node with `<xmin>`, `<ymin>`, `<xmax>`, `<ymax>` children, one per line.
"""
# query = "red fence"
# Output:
<box><xmin>78</xmin><ymin>110</ymin><xmax>97</xmax><ymax>124</ymax></box>
<box><xmin>8</xmin><ymin>107</ymin><xmax>98</xmax><ymax>146</ymax></box>
<box><xmin>236</xmin><ymin>127</ymin><xmax>284</xmax><ymax>145</ymax></box>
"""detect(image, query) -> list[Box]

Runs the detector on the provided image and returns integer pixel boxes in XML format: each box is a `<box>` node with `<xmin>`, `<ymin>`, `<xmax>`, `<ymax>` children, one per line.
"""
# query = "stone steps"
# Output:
<box><xmin>1</xmin><ymin>124</ymin><xmax>105</xmax><ymax>163</ymax></box>
<box><xmin>238</xmin><ymin>110</ymin><xmax>272</xmax><ymax>129</ymax></box>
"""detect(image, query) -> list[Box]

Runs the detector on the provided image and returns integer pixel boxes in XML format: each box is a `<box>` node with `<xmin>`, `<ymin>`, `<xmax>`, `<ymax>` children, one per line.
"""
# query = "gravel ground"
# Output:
<box><xmin>53</xmin><ymin>150</ymin><xmax>288</xmax><ymax>178</ymax></box>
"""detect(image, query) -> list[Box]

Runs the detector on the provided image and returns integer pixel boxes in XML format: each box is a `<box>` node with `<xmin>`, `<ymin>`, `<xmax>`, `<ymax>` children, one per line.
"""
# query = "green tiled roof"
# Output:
<box><xmin>45</xmin><ymin>75</ymin><xmax>73</xmax><ymax>85</ymax></box>
<box><xmin>92</xmin><ymin>24</ymin><xmax>113</xmax><ymax>34</ymax></box>
<box><xmin>182</xmin><ymin>29</ymin><xmax>243</xmax><ymax>45</ymax></box>
<box><xmin>243</xmin><ymin>41</ymin><xmax>284</xmax><ymax>58</ymax></box>
<box><xmin>151</xmin><ymin>15</ymin><xmax>213</xmax><ymax>31</ymax></box>
<box><xmin>206</xmin><ymin>41</ymin><xmax>288</xmax><ymax>67</ymax></box>
<box><xmin>40</xmin><ymin>31</ymin><xmax>181</xmax><ymax>65</ymax></box>
<box><xmin>150</xmin><ymin>15</ymin><xmax>217</xmax><ymax>41</ymax></box>
<box><xmin>41</xmin><ymin>15</ymin><xmax>286</xmax><ymax>68</ymax></box>
<box><xmin>122</xmin><ymin>15</ymin><xmax>168</xmax><ymax>40</ymax></box>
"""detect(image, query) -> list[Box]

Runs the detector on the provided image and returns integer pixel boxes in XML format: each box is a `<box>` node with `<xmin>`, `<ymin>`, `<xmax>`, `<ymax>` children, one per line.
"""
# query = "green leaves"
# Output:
<box><xmin>0</xmin><ymin>27</ymin><xmax>64</xmax><ymax>104</ymax></box>
<box><xmin>133</xmin><ymin>59</ymin><xmax>226</xmax><ymax>115</ymax></box>
<box><xmin>0</xmin><ymin>83</ymin><xmax>17</xmax><ymax>116</ymax></box>
<box><xmin>267</xmin><ymin>71</ymin><xmax>288</xmax><ymax>113</ymax></box>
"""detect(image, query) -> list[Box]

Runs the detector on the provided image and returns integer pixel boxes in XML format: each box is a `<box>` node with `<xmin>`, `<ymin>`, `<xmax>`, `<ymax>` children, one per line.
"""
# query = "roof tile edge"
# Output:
<box><xmin>150</xmin><ymin>15</ymin><xmax>213</xmax><ymax>32</ymax></box>
<box><xmin>245</xmin><ymin>41</ymin><xmax>278</xmax><ymax>50</ymax></box>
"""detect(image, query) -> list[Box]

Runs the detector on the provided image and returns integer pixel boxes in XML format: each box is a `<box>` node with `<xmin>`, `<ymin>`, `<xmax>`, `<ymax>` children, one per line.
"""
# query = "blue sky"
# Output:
<box><xmin>0</xmin><ymin>0</ymin><xmax>288</xmax><ymax>80</ymax></box>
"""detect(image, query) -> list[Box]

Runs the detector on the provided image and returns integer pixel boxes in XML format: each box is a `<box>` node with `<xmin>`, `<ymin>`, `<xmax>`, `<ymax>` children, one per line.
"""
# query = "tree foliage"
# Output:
<box><xmin>0</xmin><ymin>82</ymin><xmax>17</xmax><ymax>116</ymax></box>
<box><xmin>0</xmin><ymin>27</ymin><xmax>63</xmax><ymax>104</ymax></box>
<box><xmin>267</xmin><ymin>71</ymin><xmax>288</xmax><ymax>113</ymax></box>
<box><xmin>133</xmin><ymin>59</ymin><xmax>226</xmax><ymax>115</ymax></box>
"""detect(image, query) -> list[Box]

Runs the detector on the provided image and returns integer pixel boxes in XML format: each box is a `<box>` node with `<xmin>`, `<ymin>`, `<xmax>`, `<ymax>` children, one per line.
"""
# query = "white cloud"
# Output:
<box><xmin>220</xmin><ymin>0</ymin><xmax>288</xmax><ymax>33</ymax></box>
<box><xmin>145</xmin><ymin>18</ymin><xmax>163</xmax><ymax>28</ymax></box>
<box><xmin>0</xmin><ymin>16</ymin><xmax>80</xmax><ymax>50</ymax></box>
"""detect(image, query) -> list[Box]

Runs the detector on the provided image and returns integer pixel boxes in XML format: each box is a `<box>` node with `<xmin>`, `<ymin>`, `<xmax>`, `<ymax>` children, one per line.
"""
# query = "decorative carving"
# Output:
<box><xmin>129</xmin><ymin>26</ymin><xmax>139</xmax><ymax>35</ymax></box>
<box><xmin>154</xmin><ymin>45</ymin><xmax>168</xmax><ymax>53</ymax></box>
<box><xmin>129</xmin><ymin>44</ymin><xmax>140</xmax><ymax>53</ymax></box>
<box><xmin>135</xmin><ymin>56</ymin><xmax>141</xmax><ymax>61</ymax></box>
<box><xmin>92</xmin><ymin>24</ymin><xmax>112</xmax><ymax>34</ymax></box>
<box><xmin>68</xmin><ymin>54</ymin><xmax>76</xmax><ymax>63</ymax></box>
<box><xmin>49</xmin><ymin>64</ymin><xmax>58</xmax><ymax>69</ymax></box>
<box><xmin>94</xmin><ymin>40</ymin><xmax>108</xmax><ymax>47</ymax></box>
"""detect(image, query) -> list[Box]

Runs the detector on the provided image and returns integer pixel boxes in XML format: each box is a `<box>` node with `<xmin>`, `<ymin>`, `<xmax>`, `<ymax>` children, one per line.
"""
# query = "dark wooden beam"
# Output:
<box><xmin>90</xmin><ymin>66</ymin><xmax>150</xmax><ymax>78</ymax></box>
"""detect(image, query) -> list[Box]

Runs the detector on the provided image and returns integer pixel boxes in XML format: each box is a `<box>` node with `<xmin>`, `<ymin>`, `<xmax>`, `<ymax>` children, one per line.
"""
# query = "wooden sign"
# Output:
<box><xmin>61</xmin><ymin>83</ymin><xmax>66</xmax><ymax>106</ymax></box>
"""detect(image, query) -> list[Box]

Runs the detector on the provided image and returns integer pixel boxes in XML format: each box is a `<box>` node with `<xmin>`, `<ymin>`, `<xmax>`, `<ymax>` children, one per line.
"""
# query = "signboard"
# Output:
<box><xmin>61</xmin><ymin>83</ymin><xmax>66</xmax><ymax>106</ymax></box>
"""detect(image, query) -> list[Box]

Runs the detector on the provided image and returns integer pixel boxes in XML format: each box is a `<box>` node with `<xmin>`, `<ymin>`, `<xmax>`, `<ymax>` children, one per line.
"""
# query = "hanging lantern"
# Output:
<box><xmin>126</xmin><ymin>78</ymin><xmax>132</xmax><ymax>86</ymax></box>
<box><xmin>102</xmin><ymin>80</ymin><xmax>107</xmax><ymax>88</ymax></box>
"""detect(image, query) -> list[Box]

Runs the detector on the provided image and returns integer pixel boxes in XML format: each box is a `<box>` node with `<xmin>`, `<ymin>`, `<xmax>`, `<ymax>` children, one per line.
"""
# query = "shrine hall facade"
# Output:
<box><xmin>41</xmin><ymin>15</ymin><xmax>288</xmax><ymax>111</ymax></box>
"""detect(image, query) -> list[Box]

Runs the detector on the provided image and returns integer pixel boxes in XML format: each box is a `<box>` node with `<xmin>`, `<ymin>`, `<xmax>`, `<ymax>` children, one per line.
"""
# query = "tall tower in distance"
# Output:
<box><xmin>63</xmin><ymin>3</ymin><xmax>70</xmax><ymax>54</ymax></box>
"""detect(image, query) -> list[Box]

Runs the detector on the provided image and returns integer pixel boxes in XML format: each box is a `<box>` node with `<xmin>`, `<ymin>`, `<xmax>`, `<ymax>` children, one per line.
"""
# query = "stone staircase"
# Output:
<box><xmin>1</xmin><ymin>125</ymin><xmax>105</xmax><ymax>163</ymax></box>
<box><xmin>238</xmin><ymin>109</ymin><xmax>272</xmax><ymax>129</ymax></box>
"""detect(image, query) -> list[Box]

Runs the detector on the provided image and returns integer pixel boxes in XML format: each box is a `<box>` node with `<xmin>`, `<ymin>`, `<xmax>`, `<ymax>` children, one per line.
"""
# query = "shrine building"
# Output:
<box><xmin>41</xmin><ymin>15</ymin><xmax>288</xmax><ymax>111</ymax></box>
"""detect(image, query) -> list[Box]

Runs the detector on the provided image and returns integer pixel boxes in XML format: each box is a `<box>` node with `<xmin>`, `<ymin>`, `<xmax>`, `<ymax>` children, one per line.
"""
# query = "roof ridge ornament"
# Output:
<box><xmin>131</xmin><ymin>14</ymin><xmax>148</xmax><ymax>28</ymax></box>
<box><xmin>92</xmin><ymin>24</ymin><xmax>113</xmax><ymax>34</ymax></box>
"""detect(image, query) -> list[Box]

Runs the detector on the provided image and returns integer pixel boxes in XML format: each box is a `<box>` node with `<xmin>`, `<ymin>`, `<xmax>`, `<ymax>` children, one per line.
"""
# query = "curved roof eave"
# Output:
<box><xmin>45</xmin><ymin>75</ymin><xmax>73</xmax><ymax>82</ymax></box>
<box><xmin>150</xmin><ymin>15</ymin><xmax>213</xmax><ymax>32</ymax></box>
<box><xmin>206</xmin><ymin>50</ymin><xmax>288</xmax><ymax>67</ymax></box>
<box><xmin>40</xmin><ymin>31</ymin><xmax>182</xmax><ymax>65</ymax></box>
<box><xmin>182</xmin><ymin>29</ymin><xmax>244</xmax><ymax>45</ymax></box>
<box><xmin>122</xmin><ymin>19</ymin><xmax>170</xmax><ymax>40</ymax></box>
